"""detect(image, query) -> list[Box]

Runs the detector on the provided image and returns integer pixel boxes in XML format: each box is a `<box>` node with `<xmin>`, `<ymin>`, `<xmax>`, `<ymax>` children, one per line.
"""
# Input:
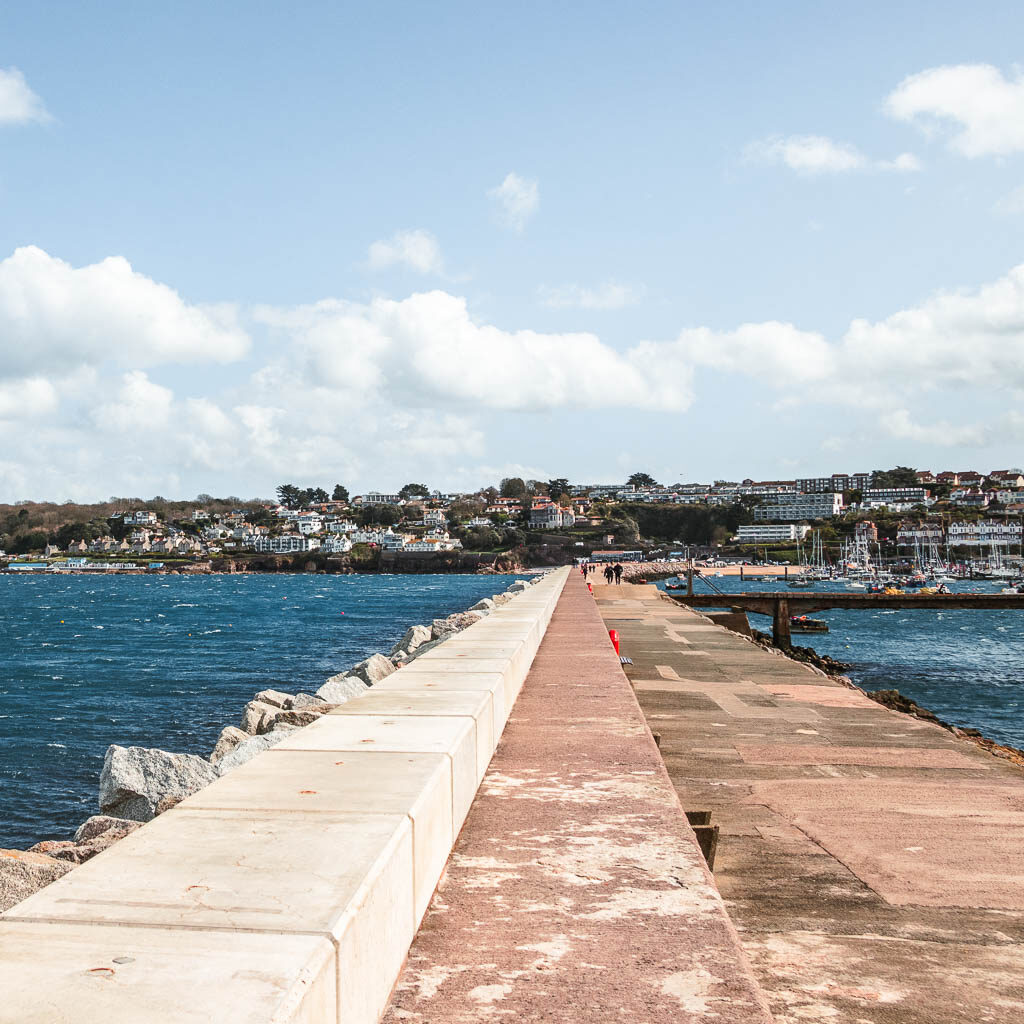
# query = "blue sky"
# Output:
<box><xmin>2</xmin><ymin>2</ymin><xmax>1024</xmax><ymax>500</ymax></box>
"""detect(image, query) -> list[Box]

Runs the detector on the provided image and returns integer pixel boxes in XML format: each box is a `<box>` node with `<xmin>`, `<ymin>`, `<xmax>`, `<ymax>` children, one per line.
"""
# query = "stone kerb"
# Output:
<box><xmin>0</xmin><ymin>567</ymin><xmax>570</xmax><ymax>1024</ymax></box>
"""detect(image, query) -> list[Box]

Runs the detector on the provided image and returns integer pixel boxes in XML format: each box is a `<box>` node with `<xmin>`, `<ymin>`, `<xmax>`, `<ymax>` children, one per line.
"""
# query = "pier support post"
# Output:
<box><xmin>773</xmin><ymin>598</ymin><xmax>791</xmax><ymax>649</ymax></box>
<box><xmin>687</xmin><ymin>564</ymin><xmax>694</xmax><ymax>596</ymax></box>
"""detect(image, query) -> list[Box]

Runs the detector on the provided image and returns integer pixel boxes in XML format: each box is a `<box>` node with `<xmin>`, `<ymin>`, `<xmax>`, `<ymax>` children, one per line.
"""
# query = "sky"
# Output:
<box><xmin>2</xmin><ymin>1</ymin><xmax>1024</xmax><ymax>501</ymax></box>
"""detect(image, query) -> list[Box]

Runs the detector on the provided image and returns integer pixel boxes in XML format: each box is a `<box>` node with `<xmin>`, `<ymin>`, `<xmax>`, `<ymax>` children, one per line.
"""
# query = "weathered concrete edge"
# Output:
<box><xmin>0</xmin><ymin>568</ymin><xmax>570</xmax><ymax>1024</ymax></box>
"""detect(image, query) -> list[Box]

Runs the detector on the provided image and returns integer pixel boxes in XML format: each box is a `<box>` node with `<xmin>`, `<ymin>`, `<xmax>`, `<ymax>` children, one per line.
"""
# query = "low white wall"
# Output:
<box><xmin>0</xmin><ymin>567</ymin><xmax>570</xmax><ymax>1024</ymax></box>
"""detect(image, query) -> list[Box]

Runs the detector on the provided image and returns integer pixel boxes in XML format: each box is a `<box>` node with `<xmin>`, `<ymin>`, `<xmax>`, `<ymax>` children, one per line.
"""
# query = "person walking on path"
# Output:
<box><xmin>603</xmin><ymin>565</ymin><xmax>614</xmax><ymax>584</ymax></box>
<box><xmin>613</xmin><ymin>563</ymin><xmax>623</xmax><ymax>585</ymax></box>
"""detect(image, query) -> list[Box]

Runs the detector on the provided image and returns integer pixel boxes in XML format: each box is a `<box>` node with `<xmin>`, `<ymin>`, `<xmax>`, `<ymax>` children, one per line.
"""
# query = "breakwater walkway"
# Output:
<box><xmin>382</xmin><ymin>573</ymin><xmax>771</xmax><ymax>1022</ymax></box>
<box><xmin>594</xmin><ymin>582</ymin><xmax>1024</xmax><ymax>1023</ymax></box>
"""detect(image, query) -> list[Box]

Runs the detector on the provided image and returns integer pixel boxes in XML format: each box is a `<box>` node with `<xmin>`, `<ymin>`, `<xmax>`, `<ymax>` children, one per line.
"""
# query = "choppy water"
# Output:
<box><xmin>0</xmin><ymin>573</ymin><xmax>514</xmax><ymax>849</ymax></box>
<box><xmin>657</xmin><ymin>575</ymin><xmax>1024</xmax><ymax>750</ymax></box>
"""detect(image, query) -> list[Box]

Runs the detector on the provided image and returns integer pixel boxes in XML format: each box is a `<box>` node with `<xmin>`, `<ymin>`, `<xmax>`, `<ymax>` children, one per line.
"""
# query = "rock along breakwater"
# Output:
<box><xmin>0</xmin><ymin>577</ymin><xmax>546</xmax><ymax>914</ymax></box>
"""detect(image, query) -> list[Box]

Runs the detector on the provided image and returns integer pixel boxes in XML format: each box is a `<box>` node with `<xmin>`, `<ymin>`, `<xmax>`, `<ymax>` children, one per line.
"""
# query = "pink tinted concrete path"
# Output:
<box><xmin>382</xmin><ymin>574</ymin><xmax>773</xmax><ymax>1023</ymax></box>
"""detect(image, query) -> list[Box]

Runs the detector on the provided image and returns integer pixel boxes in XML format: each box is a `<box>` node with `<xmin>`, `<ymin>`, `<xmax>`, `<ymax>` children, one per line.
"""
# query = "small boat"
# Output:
<box><xmin>790</xmin><ymin>615</ymin><xmax>828</xmax><ymax>633</ymax></box>
<box><xmin>664</xmin><ymin>582</ymin><xmax>686</xmax><ymax>591</ymax></box>
<box><xmin>847</xmin><ymin>581</ymin><xmax>867</xmax><ymax>590</ymax></box>
<box><xmin>787</xmin><ymin>578</ymin><xmax>814</xmax><ymax>588</ymax></box>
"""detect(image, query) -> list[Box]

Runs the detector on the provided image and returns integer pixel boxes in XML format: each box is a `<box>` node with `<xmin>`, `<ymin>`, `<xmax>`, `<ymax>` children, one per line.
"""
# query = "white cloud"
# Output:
<box><xmin>488</xmin><ymin>172</ymin><xmax>539</xmax><ymax>231</ymax></box>
<box><xmin>744</xmin><ymin>135</ymin><xmax>921</xmax><ymax>175</ymax></box>
<box><xmin>0</xmin><ymin>68</ymin><xmax>49</xmax><ymax>124</ymax></box>
<box><xmin>0</xmin><ymin>376</ymin><xmax>58</xmax><ymax>419</ymax></box>
<box><xmin>672</xmin><ymin>322</ymin><xmax>834</xmax><ymax>386</ymax></box>
<box><xmin>671</xmin><ymin>263</ymin><xmax>1024</xmax><ymax>405</ymax></box>
<box><xmin>0</xmin><ymin>246</ymin><xmax>249</xmax><ymax>378</ymax></box>
<box><xmin>92</xmin><ymin>371</ymin><xmax>174</xmax><ymax>433</ymax></box>
<box><xmin>879</xmin><ymin>409</ymin><xmax>990</xmax><ymax>447</ymax></box>
<box><xmin>885</xmin><ymin>64</ymin><xmax>1024</xmax><ymax>157</ymax></box>
<box><xmin>7</xmin><ymin>244</ymin><xmax>1024</xmax><ymax>502</ymax></box>
<box><xmin>745</xmin><ymin>135</ymin><xmax>866</xmax><ymax>174</ymax></box>
<box><xmin>539</xmin><ymin>281</ymin><xmax>644</xmax><ymax>310</ymax></box>
<box><xmin>367</xmin><ymin>229</ymin><xmax>443</xmax><ymax>274</ymax></box>
<box><xmin>256</xmin><ymin>290</ymin><xmax>692</xmax><ymax>413</ymax></box>
<box><xmin>877</xmin><ymin>152</ymin><xmax>923</xmax><ymax>172</ymax></box>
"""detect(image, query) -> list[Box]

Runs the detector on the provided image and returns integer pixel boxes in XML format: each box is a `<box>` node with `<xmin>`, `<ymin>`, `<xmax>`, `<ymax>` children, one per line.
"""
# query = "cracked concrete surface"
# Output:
<box><xmin>383</xmin><ymin>575</ymin><xmax>772</xmax><ymax>1023</ymax></box>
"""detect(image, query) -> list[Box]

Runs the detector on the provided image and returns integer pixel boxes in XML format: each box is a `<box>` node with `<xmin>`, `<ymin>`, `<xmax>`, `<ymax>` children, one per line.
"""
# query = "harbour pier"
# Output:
<box><xmin>670</xmin><ymin>589</ymin><xmax>1024</xmax><ymax>647</ymax></box>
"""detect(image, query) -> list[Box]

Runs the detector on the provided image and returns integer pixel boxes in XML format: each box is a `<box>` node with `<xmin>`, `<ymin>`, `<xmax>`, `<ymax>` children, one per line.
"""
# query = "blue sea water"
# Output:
<box><xmin>657</xmin><ymin>575</ymin><xmax>1024</xmax><ymax>751</ymax></box>
<box><xmin>0</xmin><ymin>573</ymin><xmax>515</xmax><ymax>849</ymax></box>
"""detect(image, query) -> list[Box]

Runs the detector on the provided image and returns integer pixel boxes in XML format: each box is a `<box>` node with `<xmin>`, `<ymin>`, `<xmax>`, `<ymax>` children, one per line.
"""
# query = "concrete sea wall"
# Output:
<box><xmin>0</xmin><ymin>567</ymin><xmax>569</xmax><ymax>1023</ymax></box>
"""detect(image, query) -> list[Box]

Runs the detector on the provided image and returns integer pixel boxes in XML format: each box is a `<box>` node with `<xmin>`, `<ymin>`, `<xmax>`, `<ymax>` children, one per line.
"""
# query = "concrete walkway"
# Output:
<box><xmin>595</xmin><ymin>583</ymin><xmax>1024</xmax><ymax>1024</ymax></box>
<box><xmin>383</xmin><ymin>574</ymin><xmax>773</xmax><ymax>1023</ymax></box>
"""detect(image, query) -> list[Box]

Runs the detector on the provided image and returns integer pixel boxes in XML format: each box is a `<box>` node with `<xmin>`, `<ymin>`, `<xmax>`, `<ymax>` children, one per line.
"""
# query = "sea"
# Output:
<box><xmin>0</xmin><ymin>572</ymin><xmax>515</xmax><ymax>849</ymax></box>
<box><xmin>655</xmin><ymin>574</ymin><xmax>1024</xmax><ymax>752</ymax></box>
<box><xmin>3</xmin><ymin>571</ymin><xmax>1022</xmax><ymax>850</ymax></box>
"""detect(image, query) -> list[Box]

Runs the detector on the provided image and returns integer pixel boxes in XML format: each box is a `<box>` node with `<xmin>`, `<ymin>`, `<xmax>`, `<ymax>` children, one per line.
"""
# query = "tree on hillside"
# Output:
<box><xmin>276</xmin><ymin>484</ymin><xmax>302</xmax><ymax>508</ymax></box>
<box><xmin>547</xmin><ymin>478</ymin><xmax>570</xmax><ymax>503</ymax></box>
<box><xmin>627</xmin><ymin>472</ymin><xmax>658</xmax><ymax>488</ymax></box>
<box><xmin>332</xmin><ymin>484</ymin><xmax>350</xmax><ymax>502</ymax></box>
<box><xmin>871</xmin><ymin>466</ymin><xmax>918</xmax><ymax>488</ymax></box>
<box><xmin>304</xmin><ymin>487</ymin><xmax>330</xmax><ymax>504</ymax></box>
<box><xmin>357</xmin><ymin>505</ymin><xmax>400</xmax><ymax>527</ymax></box>
<box><xmin>399</xmin><ymin>482</ymin><xmax>431</xmax><ymax>500</ymax></box>
<box><xmin>500</xmin><ymin>477</ymin><xmax>528</xmax><ymax>498</ymax></box>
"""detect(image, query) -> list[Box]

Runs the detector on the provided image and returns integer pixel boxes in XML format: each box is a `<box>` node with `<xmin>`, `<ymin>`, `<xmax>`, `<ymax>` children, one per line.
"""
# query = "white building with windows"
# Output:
<box><xmin>896</xmin><ymin>522</ymin><xmax>944</xmax><ymax>548</ymax></box>
<box><xmin>295</xmin><ymin>514</ymin><xmax>324</xmax><ymax>535</ymax></box>
<box><xmin>736</xmin><ymin>524</ymin><xmax>811</xmax><ymax>544</ymax></box>
<box><xmin>864</xmin><ymin>487</ymin><xmax>931</xmax><ymax>505</ymax></box>
<box><xmin>797</xmin><ymin>473</ymin><xmax>871</xmax><ymax>494</ymax></box>
<box><xmin>254</xmin><ymin>535</ymin><xmax>321</xmax><ymax>553</ymax></box>
<box><xmin>753</xmin><ymin>493</ymin><xmax>843</xmax><ymax>521</ymax></box>
<box><xmin>327</xmin><ymin>519</ymin><xmax>359</xmax><ymax>534</ymax></box>
<box><xmin>118</xmin><ymin>510</ymin><xmax>159</xmax><ymax>526</ymax></box>
<box><xmin>423</xmin><ymin>509</ymin><xmax>448</xmax><ymax>527</ymax></box>
<box><xmin>321</xmin><ymin>535</ymin><xmax>353</xmax><ymax>554</ymax></box>
<box><xmin>947</xmin><ymin>520</ymin><xmax>1023</xmax><ymax>548</ymax></box>
<box><xmin>356</xmin><ymin>492</ymin><xmax>402</xmax><ymax>505</ymax></box>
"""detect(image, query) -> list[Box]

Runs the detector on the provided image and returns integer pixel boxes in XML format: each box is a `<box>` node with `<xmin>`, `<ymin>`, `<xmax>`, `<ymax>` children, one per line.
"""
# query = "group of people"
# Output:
<box><xmin>580</xmin><ymin>561</ymin><xmax>624</xmax><ymax>584</ymax></box>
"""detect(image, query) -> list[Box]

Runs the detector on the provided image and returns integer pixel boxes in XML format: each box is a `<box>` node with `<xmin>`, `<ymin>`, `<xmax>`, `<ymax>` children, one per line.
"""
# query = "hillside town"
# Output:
<box><xmin>2</xmin><ymin>467</ymin><xmax>1023</xmax><ymax>571</ymax></box>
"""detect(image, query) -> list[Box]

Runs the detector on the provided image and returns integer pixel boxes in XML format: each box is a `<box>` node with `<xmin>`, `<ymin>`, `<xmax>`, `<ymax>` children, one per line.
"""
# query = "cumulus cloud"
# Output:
<box><xmin>367</xmin><ymin>229</ymin><xmax>443</xmax><ymax>274</ymax></box>
<box><xmin>488</xmin><ymin>172</ymin><xmax>539</xmax><ymax>231</ymax></box>
<box><xmin>743</xmin><ymin>135</ymin><xmax>920</xmax><ymax>175</ymax></box>
<box><xmin>6</xmin><ymin>242</ymin><xmax>1024</xmax><ymax>500</ymax></box>
<box><xmin>92</xmin><ymin>371</ymin><xmax>175</xmax><ymax>433</ymax></box>
<box><xmin>886</xmin><ymin>64</ymin><xmax>1024</xmax><ymax>157</ymax></box>
<box><xmin>671</xmin><ymin>322</ymin><xmax>835</xmax><ymax>386</ymax></box>
<box><xmin>670</xmin><ymin>263</ymin><xmax>1024</xmax><ymax>411</ymax></box>
<box><xmin>0</xmin><ymin>247</ymin><xmax>249</xmax><ymax>378</ymax></box>
<box><xmin>0</xmin><ymin>67</ymin><xmax>49</xmax><ymax>124</ymax></box>
<box><xmin>879</xmin><ymin>409</ymin><xmax>990</xmax><ymax>447</ymax></box>
<box><xmin>0</xmin><ymin>377</ymin><xmax>58</xmax><ymax>419</ymax></box>
<box><xmin>256</xmin><ymin>290</ymin><xmax>692</xmax><ymax>413</ymax></box>
<box><xmin>539</xmin><ymin>281</ymin><xmax>645</xmax><ymax>310</ymax></box>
